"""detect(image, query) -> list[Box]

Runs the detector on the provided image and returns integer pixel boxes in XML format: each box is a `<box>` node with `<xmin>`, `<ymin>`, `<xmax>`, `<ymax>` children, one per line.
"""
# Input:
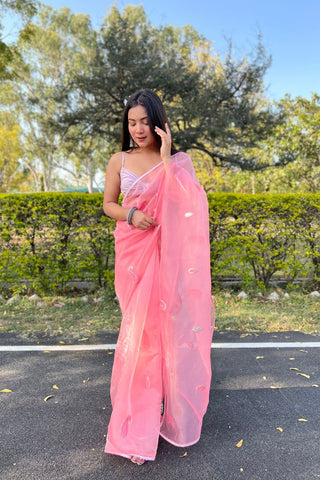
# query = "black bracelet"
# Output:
<box><xmin>127</xmin><ymin>206</ymin><xmax>137</xmax><ymax>225</ymax></box>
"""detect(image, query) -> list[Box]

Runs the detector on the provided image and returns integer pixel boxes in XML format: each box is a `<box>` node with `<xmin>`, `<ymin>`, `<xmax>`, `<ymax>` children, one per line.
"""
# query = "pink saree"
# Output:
<box><xmin>105</xmin><ymin>151</ymin><xmax>215</xmax><ymax>461</ymax></box>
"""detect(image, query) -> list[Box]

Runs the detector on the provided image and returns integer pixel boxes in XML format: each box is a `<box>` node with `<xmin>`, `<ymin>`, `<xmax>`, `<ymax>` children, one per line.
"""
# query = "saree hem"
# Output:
<box><xmin>105</xmin><ymin>438</ymin><xmax>156</xmax><ymax>461</ymax></box>
<box><xmin>159</xmin><ymin>432</ymin><xmax>201</xmax><ymax>448</ymax></box>
<box><xmin>104</xmin><ymin>451</ymin><xmax>155</xmax><ymax>461</ymax></box>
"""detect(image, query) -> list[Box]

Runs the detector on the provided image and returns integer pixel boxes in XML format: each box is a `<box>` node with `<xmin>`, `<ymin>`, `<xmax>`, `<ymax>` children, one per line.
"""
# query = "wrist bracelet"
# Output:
<box><xmin>127</xmin><ymin>206</ymin><xmax>138</xmax><ymax>225</ymax></box>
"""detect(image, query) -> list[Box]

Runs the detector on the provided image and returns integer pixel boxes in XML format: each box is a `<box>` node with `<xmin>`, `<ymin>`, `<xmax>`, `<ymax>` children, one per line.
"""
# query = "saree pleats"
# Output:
<box><xmin>105</xmin><ymin>152</ymin><xmax>214</xmax><ymax>460</ymax></box>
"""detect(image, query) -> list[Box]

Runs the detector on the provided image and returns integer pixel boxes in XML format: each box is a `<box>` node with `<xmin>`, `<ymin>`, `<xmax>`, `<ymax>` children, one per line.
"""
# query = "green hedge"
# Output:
<box><xmin>1</xmin><ymin>193</ymin><xmax>320</xmax><ymax>293</ymax></box>
<box><xmin>208</xmin><ymin>193</ymin><xmax>320</xmax><ymax>289</ymax></box>
<box><xmin>0</xmin><ymin>193</ymin><xmax>115</xmax><ymax>294</ymax></box>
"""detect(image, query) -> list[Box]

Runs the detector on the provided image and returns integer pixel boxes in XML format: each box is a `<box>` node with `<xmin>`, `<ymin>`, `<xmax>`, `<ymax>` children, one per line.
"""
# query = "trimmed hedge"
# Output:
<box><xmin>1</xmin><ymin>193</ymin><xmax>320</xmax><ymax>293</ymax></box>
<box><xmin>208</xmin><ymin>193</ymin><xmax>320</xmax><ymax>289</ymax></box>
<box><xmin>0</xmin><ymin>193</ymin><xmax>115</xmax><ymax>294</ymax></box>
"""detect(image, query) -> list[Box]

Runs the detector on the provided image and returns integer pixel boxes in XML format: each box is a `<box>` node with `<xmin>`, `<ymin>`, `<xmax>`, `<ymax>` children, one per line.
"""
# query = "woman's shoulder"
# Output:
<box><xmin>109</xmin><ymin>151</ymin><xmax>123</xmax><ymax>162</ymax></box>
<box><xmin>108</xmin><ymin>151</ymin><xmax>123</xmax><ymax>172</ymax></box>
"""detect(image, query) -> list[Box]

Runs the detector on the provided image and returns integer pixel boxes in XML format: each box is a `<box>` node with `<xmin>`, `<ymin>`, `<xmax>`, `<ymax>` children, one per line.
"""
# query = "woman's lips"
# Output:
<box><xmin>136</xmin><ymin>137</ymin><xmax>146</xmax><ymax>142</ymax></box>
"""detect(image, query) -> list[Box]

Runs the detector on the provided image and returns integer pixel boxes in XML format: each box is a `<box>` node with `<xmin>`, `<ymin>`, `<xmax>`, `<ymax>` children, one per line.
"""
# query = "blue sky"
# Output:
<box><xmin>4</xmin><ymin>0</ymin><xmax>320</xmax><ymax>100</ymax></box>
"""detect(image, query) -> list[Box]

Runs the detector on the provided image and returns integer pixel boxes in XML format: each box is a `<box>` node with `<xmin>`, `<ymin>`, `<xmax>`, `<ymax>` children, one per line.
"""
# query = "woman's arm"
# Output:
<box><xmin>103</xmin><ymin>152</ymin><xmax>157</xmax><ymax>230</ymax></box>
<box><xmin>103</xmin><ymin>152</ymin><xmax>129</xmax><ymax>221</ymax></box>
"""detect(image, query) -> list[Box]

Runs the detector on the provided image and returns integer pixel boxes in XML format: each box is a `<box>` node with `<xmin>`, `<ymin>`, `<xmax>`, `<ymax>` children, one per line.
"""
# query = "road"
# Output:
<box><xmin>0</xmin><ymin>331</ymin><xmax>319</xmax><ymax>480</ymax></box>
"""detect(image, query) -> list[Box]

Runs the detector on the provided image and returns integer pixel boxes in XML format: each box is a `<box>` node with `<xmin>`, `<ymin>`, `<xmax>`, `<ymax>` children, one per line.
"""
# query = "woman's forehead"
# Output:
<box><xmin>128</xmin><ymin>105</ymin><xmax>148</xmax><ymax>121</ymax></box>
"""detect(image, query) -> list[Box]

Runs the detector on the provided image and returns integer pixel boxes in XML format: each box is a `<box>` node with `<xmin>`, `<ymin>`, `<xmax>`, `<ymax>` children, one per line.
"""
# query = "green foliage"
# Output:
<box><xmin>3</xmin><ymin>3</ymin><xmax>318</xmax><ymax>195</ymax></box>
<box><xmin>208</xmin><ymin>193</ymin><xmax>320</xmax><ymax>289</ymax></box>
<box><xmin>1</xmin><ymin>4</ymin><xmax>104</xmax><ymax>193</ymax></box>
<box><xmin>0</xmin><ymin>0</ymin><xmax>38</xmax><ymax>80</ymax></box>
<box><xmin>1</xmin><ymin>193</ymin><xmax>320</xmax><ymax>294</ymax></box>
<box><xmin>55</xmin><ymin>5</ymin><xmax>276</xmax><ymax>171</ymax></box>
<box><xmin>220</xmin><ymin>94</ymin><xmax>320</xmax><ymax>195</ymax></box>
<box><xmin>0</xmin><ymin>193</ymin><xmax>115</xmax><ymax>293</ymax></box>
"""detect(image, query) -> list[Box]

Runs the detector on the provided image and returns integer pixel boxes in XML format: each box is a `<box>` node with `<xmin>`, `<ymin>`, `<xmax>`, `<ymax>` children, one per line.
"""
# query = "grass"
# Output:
<box><xmin>215</xmin><ymin>290</ymin><xmax>320</xmax><ymax>334</ymax></box>
<box><xmin>0</xmin><ymin>289</ymin><xmax>319</xmax><ymax>339</ymax></box>
<box><xmin>0</xmin><ymin>292</ymin><xmax>122</xmax><ymax>339</ymax></box>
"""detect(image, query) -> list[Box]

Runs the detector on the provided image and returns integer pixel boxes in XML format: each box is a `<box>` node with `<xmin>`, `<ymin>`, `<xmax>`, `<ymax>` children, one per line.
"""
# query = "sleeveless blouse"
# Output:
<box><xmin>120</xmin><ymin>152</ymin><xmax>147</xmax><ymax>197</ymax></box>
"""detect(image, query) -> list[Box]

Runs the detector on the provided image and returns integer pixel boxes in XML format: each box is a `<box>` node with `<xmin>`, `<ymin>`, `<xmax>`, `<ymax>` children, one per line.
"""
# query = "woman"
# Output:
<box><xmin>103</xmin><ymin>89</ymin><xmax>214</xmax><ymax>465</ymax></box>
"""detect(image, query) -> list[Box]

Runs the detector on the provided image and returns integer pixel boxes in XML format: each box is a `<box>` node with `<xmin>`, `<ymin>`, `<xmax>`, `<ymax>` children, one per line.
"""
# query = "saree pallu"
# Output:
<box><xmin>105</xmin><ymin>152</ymin><xmax>215</xmax><ymax>461</ymax></box>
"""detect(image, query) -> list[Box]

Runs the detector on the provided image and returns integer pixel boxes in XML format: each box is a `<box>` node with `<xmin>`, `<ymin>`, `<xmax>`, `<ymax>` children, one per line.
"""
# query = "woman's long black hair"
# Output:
<box><xmin>121</xmin><ymin>89</ymin><xmax>177</xmax><ymax>154</ymax></box>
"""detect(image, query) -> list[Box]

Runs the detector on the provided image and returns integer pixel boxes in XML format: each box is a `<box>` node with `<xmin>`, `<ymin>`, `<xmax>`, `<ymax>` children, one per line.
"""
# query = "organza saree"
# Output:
<box><xmin>105</xmin><ymin>151</ymin><xmax>214</xmax><ymax>461</ymax></box>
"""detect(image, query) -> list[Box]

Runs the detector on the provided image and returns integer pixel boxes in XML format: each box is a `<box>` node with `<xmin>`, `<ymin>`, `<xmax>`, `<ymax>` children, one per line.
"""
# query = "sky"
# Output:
<box><xmin>3</xmin><ymin>0</ymin><xmax>320</xmax><ymax>100</ymax></box>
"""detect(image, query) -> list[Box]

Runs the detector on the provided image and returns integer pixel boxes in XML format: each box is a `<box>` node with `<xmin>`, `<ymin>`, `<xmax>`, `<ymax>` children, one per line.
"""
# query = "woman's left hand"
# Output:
<box><xmin>155</xmin><ymin>123</ymin><xmax>171</xmax><ymax>166</ymax></box>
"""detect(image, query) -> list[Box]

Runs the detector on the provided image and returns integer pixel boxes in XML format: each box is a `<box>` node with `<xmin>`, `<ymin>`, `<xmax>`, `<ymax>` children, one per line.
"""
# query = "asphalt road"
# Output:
<box><xmin>0</xmin><ymin>331</ymin><xmax>319</xmax><ymax>480</ymax></box>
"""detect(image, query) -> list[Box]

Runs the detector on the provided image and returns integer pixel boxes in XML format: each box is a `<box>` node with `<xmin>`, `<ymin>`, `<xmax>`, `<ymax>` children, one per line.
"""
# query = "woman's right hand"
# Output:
<box><xmin>131</xmin><ymin>209</ymin><xmax>158</xmax><ymax>230</ymax></box>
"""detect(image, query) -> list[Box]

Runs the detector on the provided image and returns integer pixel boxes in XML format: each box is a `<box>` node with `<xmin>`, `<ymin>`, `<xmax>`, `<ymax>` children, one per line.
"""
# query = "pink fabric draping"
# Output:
<box><xmin>105</xmin><ymin>151</ymin><xmax>215</xmax><ymax>461</ymax></box>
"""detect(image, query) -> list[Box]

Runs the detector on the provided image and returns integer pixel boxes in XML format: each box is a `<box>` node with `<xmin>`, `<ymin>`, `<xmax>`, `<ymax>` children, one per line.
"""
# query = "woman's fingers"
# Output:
<box><xmin>155</xmin><ymin>124</ymin><xmax>171</xmax><ymax>141</ymax></box>
<box><xmin>131</xmin><ymin>210</ymin><xmax>157</xmax><ymax>230</ymax></box>
<box><xmin>155</xmin><ymin>123</ymin><xmax>172</xmax><ymax>164</ymax></box>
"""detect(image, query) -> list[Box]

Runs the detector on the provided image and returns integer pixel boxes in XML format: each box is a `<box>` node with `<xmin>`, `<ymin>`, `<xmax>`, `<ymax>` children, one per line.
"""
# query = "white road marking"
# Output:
<box><xmin>0</xmin><ymin>342</ymin><xmax>320</xmax><ymax>352</ymax></box>
<box><xmin>211</xmin><ymin>342</ymin><xmax>320</xmax><ymax>349</ymax></box>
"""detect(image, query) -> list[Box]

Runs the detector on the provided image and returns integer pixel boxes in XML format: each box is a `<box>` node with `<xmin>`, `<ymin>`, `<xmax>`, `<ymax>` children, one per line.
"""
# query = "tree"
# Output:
<box><xmin>168</xmin><ymin>38</ymin><xmax>281</xmax><ymax>170</ymax></box>
<box><xmin>0</xmin><ymin>120</ymin><xmax>21</xmax><ymax>191</ymax></box>
<box><xmin>269</xmin><ymin>94</ymin><xmax>320</xmax><ymax>192</ymax></box>
<box><xmin>0</xmin><ymin>0</ymin><xmax>37</xmax><ymax>79</ymax></box>
<box><xmin>56</xmin><ymin>5</ymin><xmax>279</xmax><ymax>171</ymax></box>
<box><xmin>7</xmin><ymin>4</ymin><xmax>106</xmax><ymax>191</ymax></box>
<box><xmin>55</xmin><ymin>5</ymin><xmax>201</xmax><ymax>148</ymax></box>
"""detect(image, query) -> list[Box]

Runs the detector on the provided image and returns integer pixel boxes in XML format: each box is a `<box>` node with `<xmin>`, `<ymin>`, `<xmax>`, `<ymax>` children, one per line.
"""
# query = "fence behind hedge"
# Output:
<box><xmin>1</xmin><ymin>193</ymin><xmax>320</xmax><ymax>294</ymax></box>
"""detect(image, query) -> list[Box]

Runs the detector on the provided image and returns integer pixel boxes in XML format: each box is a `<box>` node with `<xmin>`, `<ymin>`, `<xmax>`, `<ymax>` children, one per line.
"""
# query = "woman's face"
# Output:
<box><xmin>128</xmin><ymin>105</ymin><xmax>157</xmax><ymax>149</ymax></box>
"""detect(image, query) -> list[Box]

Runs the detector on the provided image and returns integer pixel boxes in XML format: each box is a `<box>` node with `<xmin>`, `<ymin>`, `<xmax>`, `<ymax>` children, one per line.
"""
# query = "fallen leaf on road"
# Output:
<box><xmin>290</xmin><ymin>368</ymin><xmax>300</xmax><ymax>371</ymax></box>
<box><xmin>1</xmin><ymin>389</ymin><xmax>12</xmax><ymax>393</ymax></box>
<box><xmin>270</xmin><ymin>386</ymin><xmax>280</xmax><ymax>389</ymax></box>
<box><xmin>240</xmin><ymin>334</ymin><xmax>250</xmax><ymax>338</ymax></box>
<box><xmin>289</xmin><ymin>358</ymin><xmax>295</xmax><ymax>360</ymax></box>
<box><xmin>52</xmin><ymin>385</ymin><xmax>59</xmax><ymax>390</ymax></box>
<box><xmin>263</xmin><ymin>376</ymin><xmax>267</xmax><ymax>380</ymax></box>
<box><xmin>44</xmin><ymin>395</ymin><xmax>54</xmax><ymax>402</ymax></box>
<box><xmin>43</xmin><ymin>351</ymin><xmax>51</xmax><ymax>354</ymax></box>
<box><xmin>78</xmin><ymin>338</ymin><xmax>88</xmax><ymax>342</ymax></box>
<box><xmin>298</xmin><ymin>418</ymin><xmax>308</xmax><ymax>422</ymax></box>
<box><xmin>83</xmin><ymin>378</ymin><xmax>90</xmax><ymax>383</ymax></box>
<box><xmin>299</xmin><ymin>350</ymin><xmax>308</xmax><ymax>353</ymax></box>
<box><xmin>276</xmin><ymin>427</ymin><xmax>283</xmax><ymax>432</ymax></box>
<box><xmin>296</xmin><ymin>373</ymin><xmax>310</xmax><ymax>379</ymax></box>
<box><xmin>180</xmin><ymin>452</ymin><xmax>188</xmax><ymax>457</ymax></box>
<box><xmin>256</xmin><ymin>356</ymin><xmax>264</xmax><ymax>359</ymax></box>
<box><xmin>236</xmin><ymin>439</ymin><xmax>243</xmax><ymax>448</ymax></box>
<box><xmin>312</xmin><ymin>384</ymin><xmax>319</xmax><ymax>388</ymax></box>
<box><xmin>240</xmin><ymin>468</ymin><xmax>244</xmax><ymax>472</ymax></box>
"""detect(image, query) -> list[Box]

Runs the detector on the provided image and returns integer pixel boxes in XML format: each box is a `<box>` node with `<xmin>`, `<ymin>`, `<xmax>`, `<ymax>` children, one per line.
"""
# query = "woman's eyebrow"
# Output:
<box><xmin>128</xmin><ymin>116</ymin><xmax>148</xmax><ymax>121</ymax></box>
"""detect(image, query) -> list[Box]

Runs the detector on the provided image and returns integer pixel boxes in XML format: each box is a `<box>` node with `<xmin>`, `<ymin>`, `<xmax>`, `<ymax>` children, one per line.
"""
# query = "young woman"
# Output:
<box><xmin>103</xmin><ymin>89</ymin><xmax>214</xmax><ymax>465</ymax></box>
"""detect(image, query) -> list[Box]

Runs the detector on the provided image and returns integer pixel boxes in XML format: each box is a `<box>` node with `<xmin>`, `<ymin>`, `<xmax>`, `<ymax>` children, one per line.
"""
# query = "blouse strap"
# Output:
<box><xmin>121</xmin><ymin>151</ymin><xmax>125</xmax><ymax>167</ymax></box>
